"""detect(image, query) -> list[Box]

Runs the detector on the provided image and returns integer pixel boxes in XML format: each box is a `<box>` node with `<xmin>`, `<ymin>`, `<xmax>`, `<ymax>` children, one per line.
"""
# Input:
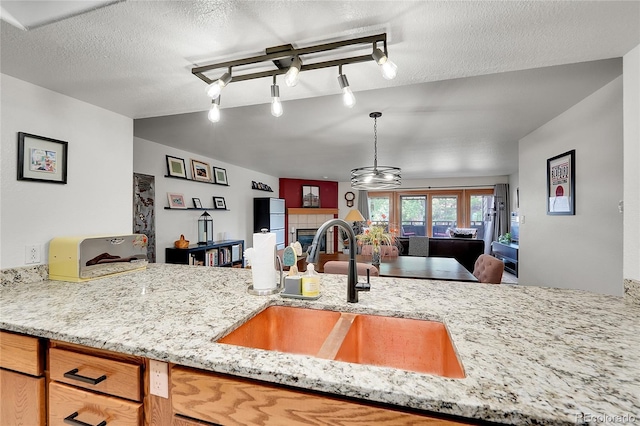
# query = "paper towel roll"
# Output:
<box><xmin>250</xmin><ymin>232</ymin><xmax>277</xmax><ymax>290</ymax></box>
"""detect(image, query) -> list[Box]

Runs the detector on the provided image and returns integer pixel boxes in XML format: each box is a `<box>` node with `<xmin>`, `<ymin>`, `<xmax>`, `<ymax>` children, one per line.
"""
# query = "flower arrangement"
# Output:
<box><xmin>356</xmin><ymin>214</ymin><xmax>398</xmax><ymax>254</ymax></box>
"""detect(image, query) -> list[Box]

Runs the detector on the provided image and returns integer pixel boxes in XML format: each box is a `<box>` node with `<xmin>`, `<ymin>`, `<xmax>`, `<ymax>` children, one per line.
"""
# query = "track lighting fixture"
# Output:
<box><xmin>372</xmin><ymin>48</ymin><xmax>397</xmax><ymax>80</ymax></box>
<box><xmin>351</xmin><ymin>112</ymin><xmax>401</xmax><ymax>190</ymax></box>
<box><xmin>192</xmin><ymin>33</ymin><xmax>398</xmax><ymax>121</ymax></box>
<box><xmin>208</xmin><ymin>97</ymin><xmax>220</xmax><ymax>123</ymax></box>
<box><xmin>337</xmin><ymin>66</ymin><xmax>356</xmax><ymax>108</ymax></box>
<box><xmin>284</xmin><ymin>56</ymin><xmax>302</xmax><ymax>87</ymax></box>
<box><xmin>206</xmin><ymin>71</ymin><xmax>231</xmax><ymax>99</ymax></box>
<box><xmin>271</xmin><ymin>76</ymin><xmax>283</xmax><ymax>117</ymax></box>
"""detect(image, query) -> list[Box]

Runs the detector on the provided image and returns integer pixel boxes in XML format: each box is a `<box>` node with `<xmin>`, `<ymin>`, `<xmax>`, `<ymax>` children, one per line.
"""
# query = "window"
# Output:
<box><xmin>466</xmin><ymin>189</ymin><xmax>494</xmax><ymax>240</ymax></box>
<box><xmin>400</xmin><ymin>195</ymin><xmax>426</xmax><ymax>237</ymax></box>
<box><xmin>431</xmin><ymin>196</ymin><xmax>458</xmax><ymax>237</ymax></box>
<box><xmin>368</xmin><ymin>195</ymin><xmax>390</xmax><ymax>226</ymax></box>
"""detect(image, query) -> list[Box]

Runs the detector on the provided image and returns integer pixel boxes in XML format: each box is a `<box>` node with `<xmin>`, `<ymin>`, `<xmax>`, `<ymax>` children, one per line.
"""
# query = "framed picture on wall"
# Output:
<box><xmin>167</xmin><ymin>192</ymin><xmax>188</xmax><ymax>209</ymax></box>
<box><xmin>17</xmin><ymin>132</ymin><xmax>68</xmax><ymax>184</ymax></box>
<box><xmin>166</xmin><ymin>155</ymin><xmax>187</xmax><ymax>178</ymax></box>
<box><xmin>192</xmin><ymin>198</ymin><xmax>202</xmax><ymax>208</ymax></box>
<box><xmin>213</xmin><ymin>196</ymin><xmax>227</xmax><ymax>210</ymax></box>
<box><xmin>190</xmin><ymin>159</ymin><xmax>212</xmax><ymax>182</ymax></box>
<box><xmin>302</xmin><ymin>185</ymin><xmax>320</xmax><ymax>208</ymax></box>
<box><xmin>213</xmin><ymin>167</ymin><xmax>228</xmax><ymax>185</ymax></box>
<box><xmin>547</xmin><ymin>149</ymin><xmax>575</xmax><ymax>215</ymax></box>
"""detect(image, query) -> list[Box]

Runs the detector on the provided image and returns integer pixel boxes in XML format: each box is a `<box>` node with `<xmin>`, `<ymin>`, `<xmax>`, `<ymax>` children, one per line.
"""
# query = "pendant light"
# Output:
<box><xmin>351</xmin><ymin>112</ymin><xmax>401</xmax><ymax>190</ymax></box>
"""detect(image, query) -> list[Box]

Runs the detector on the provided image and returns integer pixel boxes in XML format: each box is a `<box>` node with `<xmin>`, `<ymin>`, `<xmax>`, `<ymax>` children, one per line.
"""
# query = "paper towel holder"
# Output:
<box><xmin>247</xmin><ymin>254</ymin><xmax>284</xmax><ymax>296</ymax></box>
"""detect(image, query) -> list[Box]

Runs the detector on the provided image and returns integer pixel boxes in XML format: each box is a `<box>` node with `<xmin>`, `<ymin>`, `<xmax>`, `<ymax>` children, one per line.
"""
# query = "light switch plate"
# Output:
<box><xmin>149</xmin><ymin>360</ymin><xmax>169</xmax><ymax>398</ymax></box>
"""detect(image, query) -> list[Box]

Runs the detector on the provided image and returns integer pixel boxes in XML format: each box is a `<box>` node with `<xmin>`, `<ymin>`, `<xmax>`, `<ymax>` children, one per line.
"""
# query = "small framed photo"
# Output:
<box><xmin>213</xmin><ymin>196</ymin><xmax>227</xmax><ymax>210</ymax></box>
<box><xmin>213</xmin><ymin>167</ymin><xmax>228</xmax><ymax>185</ymax></box>
<box><xmin>192</xmin><ymin>197</ymin><xmax>202</xmax><ymax>209</ymax></box>
<box><xmin>17</xmin><ymin>132</ymin><xmax>68</xmax><ymax>184</ymax></box>
<box><xmin>547</xmin><ymin>149</ymin><xmax>576</xmax><ymax>215</ymax></box>
<box><xmin>190</xmin><ymin>159</ymin><xmax>212</xmax><ymax>182</ymax></box>
<box><xmin>167</xmin><ymin>192</ymin><xmax>188</xmax><ymax>209</ymax></box>
<box><xmin>302</xmin><ymin>185</ymin><xmax>320</xmax><ymax>208</ymax></box>
<box><xmin>166</xmin><ymin>155</ymin><xmax>187</xmax><ymax>178</ymax></box>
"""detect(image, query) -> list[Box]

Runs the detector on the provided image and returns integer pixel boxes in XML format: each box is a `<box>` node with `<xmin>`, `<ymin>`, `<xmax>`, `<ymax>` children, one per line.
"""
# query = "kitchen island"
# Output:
<box><xmin>1</xmin><ymin>264</ymin><xmax>639</xmax><ymax>425</ymax></box>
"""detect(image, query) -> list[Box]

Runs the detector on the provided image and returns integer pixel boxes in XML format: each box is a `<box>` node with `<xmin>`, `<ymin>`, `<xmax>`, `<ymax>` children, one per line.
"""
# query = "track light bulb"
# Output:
<box><xmin>270</xmin><ymin>84</ymin><xmax>283</xmax><ymax>117</ymax></box>
<box><xmin>338</xmin><ymin>73</ymin><xmax>356</xmax><ymax>108</ymax></box>
<box><xmin>372</xmin><ymin>48</ymin><xmax>397</xmax><ymax>80</ymax></box>
<box><xmin>208</xmin><ymin>98</ymin><xmax>220</xmax><ymax>123</ymax></box>
<box><xmin>285</xmin><ymin>57</ymin><xmax>301</xmax><ymax>87</ymax></box>
<box><xmin>206</xmin><ymin>72</ymin><xmax>232</xmax><ymax>99</ymax></box>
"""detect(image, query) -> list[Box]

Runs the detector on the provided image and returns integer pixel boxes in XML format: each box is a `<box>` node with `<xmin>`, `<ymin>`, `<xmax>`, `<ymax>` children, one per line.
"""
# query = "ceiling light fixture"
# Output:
<box><xmin>192</xmin><ymin>33</ymin><xmax>397</xmax><ymax>121</ymax></box>
<box><xmin>270</xmin><ymin>76</ymin><xmax>283</xmax><ymax>117</ymax></box>
<box><xmin>337</xmin><ymin>65</ymin><xmax>356</xmax><ymax>108</ymax></box>
<box><xmin>206</xmin><ymin>71</ymin><xmax>232</xmax><ymax>99</ymax></box>
<box><xmin>208</xmin><ymin>97</ymin><xmax>221</xmax><ymax>123</ymax></box>
<box><xmin>372</xmin><ymin>48</ymin><xmax>398</xmax><ymax>80</ymax></box>
<box><xmin>351</xmin><ymin>112</ymin><xmax>401</xmax><ymax>190</ymax></box>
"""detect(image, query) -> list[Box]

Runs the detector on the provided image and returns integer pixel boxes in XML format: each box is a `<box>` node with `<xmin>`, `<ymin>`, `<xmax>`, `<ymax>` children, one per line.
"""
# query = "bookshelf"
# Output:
<box><xmin>165</xmin><ymin>239</ymin><xmax>244</xmax><ymax>268</ymax></box>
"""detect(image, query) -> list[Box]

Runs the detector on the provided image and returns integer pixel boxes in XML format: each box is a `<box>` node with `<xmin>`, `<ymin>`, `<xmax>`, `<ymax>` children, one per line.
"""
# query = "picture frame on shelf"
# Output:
<box><xmin>167</xmin><ymin>192</ymin><xmax>188</xmax><ymax>209</ymax></box>
<box><xmin>213</xmin><ymin>167</ymin><xmax>228</xmax><ymax>185</ymax></box>
<box><xmin>302</xmin><ymin>185</ymin><xmax>320</xmax><ymax>208</ymax></box>
<box><xmin>17</xmin><ymin>132</ymin><xmax>68</xmax><ymax>184</ymax></box>
<box><xmin>192</xmin><ymin>197</ymin><xmax>202</xmax><ymax>208</ymax></box>
<box><xmin>190</xmin><ymin>159</ymin><xmax>212</xmax><ymax>182</ymax></box>
<box><xmin>166</xmin><ymin>155</ymin><xmax>187</xmax><ymax>178</ymax></box>
<box><xmin>547</xmin><ymin>149</ymin><xmax>575</xmax><ymax>215</ymax></box>
<box><xmin>213</xmin><ymin>196</ymin><xmax>227</xmax><ymax>210</ymax></box>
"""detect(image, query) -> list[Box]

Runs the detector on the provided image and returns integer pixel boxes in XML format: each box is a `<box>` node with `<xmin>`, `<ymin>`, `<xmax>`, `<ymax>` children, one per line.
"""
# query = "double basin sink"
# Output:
<box><xmin>217</xmin><ymin>306</ymin><xmax>465</xmax><ymax>379</ymax></box>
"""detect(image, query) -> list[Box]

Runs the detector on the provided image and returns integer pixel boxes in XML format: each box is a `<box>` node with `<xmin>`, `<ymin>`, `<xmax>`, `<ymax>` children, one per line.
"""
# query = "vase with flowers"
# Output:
<box><xmin>356</xmin><ymin>214</ymin><xmax>397</xmax><ymax>266</ymax></box>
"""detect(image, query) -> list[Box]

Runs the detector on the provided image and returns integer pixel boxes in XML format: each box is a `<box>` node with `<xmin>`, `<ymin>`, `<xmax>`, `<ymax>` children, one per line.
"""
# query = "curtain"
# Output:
<box><xmin>482</xmin><ymin>195</ymin><xmax>494</xmax><ymax>254</ymax></box>
<box><xmin>357</xmin><ymin>190</ymin><xmax>370</xmax><ymax>220</ymax></box>
<box><xmin>492</xmin><ymin>184</ymin><xmax>510</xmax><ymax>242</ymax></box>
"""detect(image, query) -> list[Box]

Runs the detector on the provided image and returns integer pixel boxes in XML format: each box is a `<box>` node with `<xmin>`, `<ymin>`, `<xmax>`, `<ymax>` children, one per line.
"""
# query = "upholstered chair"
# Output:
<box><xmin>472</xmin><ymin>254</ymin><xmax>504</xmax><ymax>284</ymax></box>
<box><xmin>323</xmin><ymin>261</ymin><xmax>379</xmax><ymax>277</ymax></box>
<box><xmin>360</xmin><ymin>245</ymin><xmax>399</xmax><ymax>257</ymax></box>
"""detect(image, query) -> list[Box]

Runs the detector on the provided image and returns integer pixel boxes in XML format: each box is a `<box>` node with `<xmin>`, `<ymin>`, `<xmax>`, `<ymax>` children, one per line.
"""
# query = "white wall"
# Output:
<box><xmin>133</xmin><ymin>137</ymin><xmax>279</xmax><ymax>263</ymax></box>
<box><xmin>0</xmin><ymin>74</ymin><xmax>133</xmax><ymax>269</ymax></box>
<box><xmin>623</xmin><ymin>45</ymin><xmax>640</xmax><ymax>282</ymax></box>
<box><xmin>509</xmin><ymin>172</ymin><xmax>519</xmax><ymax>213</ymax></box>
<box><xmin>519</xmin><ymin>76</ymin><xmax>623</xmax><ymax>295</ymax></box>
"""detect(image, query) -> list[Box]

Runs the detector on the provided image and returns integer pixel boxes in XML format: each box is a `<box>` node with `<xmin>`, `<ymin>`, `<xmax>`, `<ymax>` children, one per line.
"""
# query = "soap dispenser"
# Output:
<box><xmin>301</xmin><ymin>263</ymin><xmax>320</xmax><ymax>297</ymax></box>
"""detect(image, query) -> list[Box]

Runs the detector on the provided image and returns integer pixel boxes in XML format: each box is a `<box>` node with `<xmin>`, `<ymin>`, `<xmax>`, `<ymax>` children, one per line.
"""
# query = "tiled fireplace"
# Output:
<box><xmin>287</xmin><ymin>208</ymin><xmax>338</xmax><ymax>254</ymax></box>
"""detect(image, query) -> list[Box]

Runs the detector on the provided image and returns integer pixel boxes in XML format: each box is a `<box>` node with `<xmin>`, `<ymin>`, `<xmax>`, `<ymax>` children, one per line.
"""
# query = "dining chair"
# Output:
<box><xmin>408</xmin><ymin>236</ymin><xmax>429</xmax><ymax>256</ymax></box>
<box><xmin>472</xmin><ymin>254</ymin><xmax>504</xmax><ymax>284</ymax></box>
<box><xmin>360</xmin><ymin>245</ymin><xmax>399</xmax><ymax>257</ymax></box>
<box><xmin>323</xmin><ymin>261</ymin><xmax>379</xmax><ymax>277</ymax></box>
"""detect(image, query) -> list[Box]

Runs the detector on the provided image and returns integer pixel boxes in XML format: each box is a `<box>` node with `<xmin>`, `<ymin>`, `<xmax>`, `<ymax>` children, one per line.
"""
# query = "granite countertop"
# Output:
<box><xmin>1</xmin><ymin>264</ymin><xmax>639</xmax><ymax>425</ymax></box>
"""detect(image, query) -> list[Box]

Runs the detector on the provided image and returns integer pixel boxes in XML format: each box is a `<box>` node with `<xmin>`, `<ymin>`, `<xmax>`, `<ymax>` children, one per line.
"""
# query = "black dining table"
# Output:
<box><xmin>317</xmin><ymin>253</ymin><xmax>478</xmax><ymax>282</ymax></box>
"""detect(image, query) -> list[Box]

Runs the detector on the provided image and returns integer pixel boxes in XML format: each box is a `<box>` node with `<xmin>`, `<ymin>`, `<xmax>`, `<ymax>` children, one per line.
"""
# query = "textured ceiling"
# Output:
<box><xmin>1</xmin><ymin>1</ymin><xmax>638</xmax><ymax>180</ymax></box>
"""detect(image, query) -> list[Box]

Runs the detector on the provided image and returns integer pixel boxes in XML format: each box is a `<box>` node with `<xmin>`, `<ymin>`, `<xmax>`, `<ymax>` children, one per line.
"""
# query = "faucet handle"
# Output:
<box><xmin>356</xmin><ymin>268</ymin><xmax>371</xmax><ymax>291</ymax></box>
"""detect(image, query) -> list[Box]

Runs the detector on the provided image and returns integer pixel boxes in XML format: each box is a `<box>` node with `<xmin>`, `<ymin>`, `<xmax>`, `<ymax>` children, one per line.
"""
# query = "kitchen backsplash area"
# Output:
<box><xmin>1</xmin><ymin>264</ymin><xmax>48</xmax><ymax>286</ymax></box>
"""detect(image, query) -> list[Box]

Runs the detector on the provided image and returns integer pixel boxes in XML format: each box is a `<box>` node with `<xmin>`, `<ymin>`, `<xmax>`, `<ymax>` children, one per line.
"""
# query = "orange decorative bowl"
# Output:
<box><xmin>174</xmin><ymin>234</ymin><xmax>189</xmax><ymax>249</ymax></box>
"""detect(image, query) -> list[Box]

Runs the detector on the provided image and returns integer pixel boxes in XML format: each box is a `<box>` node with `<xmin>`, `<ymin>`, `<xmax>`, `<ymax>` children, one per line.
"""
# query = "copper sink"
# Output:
<box><xmin>217</xmin><ymin>306</ymin><xmax>465</xmax><ymax>378</ymax></box>
<box><xmin>217</xmin><ymin>306</ymin><xmax>342</xmax><ymax>356</ymax></box>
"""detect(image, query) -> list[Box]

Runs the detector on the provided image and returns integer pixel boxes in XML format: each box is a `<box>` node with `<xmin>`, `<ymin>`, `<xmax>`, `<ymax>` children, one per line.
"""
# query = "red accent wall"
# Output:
<box><xmin>279</xmin><ymin>178</ymin><xmax>338</xmax><ymax>209</ymax></box>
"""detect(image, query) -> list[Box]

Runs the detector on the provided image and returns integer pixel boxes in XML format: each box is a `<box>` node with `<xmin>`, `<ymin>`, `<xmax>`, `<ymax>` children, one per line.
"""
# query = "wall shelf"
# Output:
<box><xmin>164</xmin><ymin>207</ymin><xmax>229</xmax><ymax>211</ymax></box>
<box><xmin>164</xmin><ymin>174</ymin><xmax>229</xmax><ymax>187</ymax></box>
<box><xmin>166</xmin><ymin>240</ymin><xmax>244</xmax><ymax>267</ymax></box>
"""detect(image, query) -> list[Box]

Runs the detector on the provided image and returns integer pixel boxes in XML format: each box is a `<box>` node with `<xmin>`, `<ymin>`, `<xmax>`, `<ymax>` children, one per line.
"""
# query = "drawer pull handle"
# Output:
<box><xmin>63</xmin><ymin>368</ymin><xmax>107</xmax><ymax>385</ymax></box>
<box><xmin>64</xmin><ymin>412</ymin><xmax>107</xmax><ymax>426</ymax></box>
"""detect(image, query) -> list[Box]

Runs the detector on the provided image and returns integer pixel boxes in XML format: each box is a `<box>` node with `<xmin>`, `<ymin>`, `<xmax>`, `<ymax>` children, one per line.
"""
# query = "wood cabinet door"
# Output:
<box><xmin>0</xmin><ymin>369</ymin><xmax>46</xmax><ymax>426</ymax></box>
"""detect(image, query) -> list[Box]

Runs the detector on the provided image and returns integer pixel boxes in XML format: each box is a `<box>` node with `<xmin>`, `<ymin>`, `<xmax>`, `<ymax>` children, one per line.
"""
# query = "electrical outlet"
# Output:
<box><xmin>520</xmin><ymin>215</ymin><xmax>525</xmax><ymax>224</ymax></box>
<box><xmin>149</xmin><ymin>360</ymin><xmax>168</xmax><ymax>398</ymax></box>
<box><xmin>25</xmin><ymin>245</ymin><xmax>41</xmax><ymax>264</ymax></box>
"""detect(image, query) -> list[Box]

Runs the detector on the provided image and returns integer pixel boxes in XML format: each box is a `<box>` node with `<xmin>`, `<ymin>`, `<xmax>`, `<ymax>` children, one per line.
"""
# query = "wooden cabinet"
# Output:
<box><xmin>254</xmin><ymin>197</ymin><xmax>286</xmax><ymax>249</ymax></box>
<box><xmin>0</xmin><ymin>330</ymin><xmax>46</xmax><ymax>426</ymax></box>
<box><xmin>48</xmin><ymin>341</ymin><xmax>144</xmax><ymax>426</ymax></box>
<box><xmin>171</xmin><ymin>366</ymin><xmax>470</xmax><ymax>426</ymax></box>
<box><xmin>166</xmin><ymin>239</ymin><xmax>244</xmax><ymax>267</ymax></box>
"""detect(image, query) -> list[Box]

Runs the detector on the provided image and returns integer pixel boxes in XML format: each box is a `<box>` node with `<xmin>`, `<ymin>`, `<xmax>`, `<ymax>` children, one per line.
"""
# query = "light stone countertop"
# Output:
<box><xmin>1</xmin><ymin>263</ymin><xmax>639</xmax><ymax>425</ymax></box>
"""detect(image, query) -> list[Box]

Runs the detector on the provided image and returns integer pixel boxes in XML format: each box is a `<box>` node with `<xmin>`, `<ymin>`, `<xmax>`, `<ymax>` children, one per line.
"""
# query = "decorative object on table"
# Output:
<box><xmin>498</xmin><ymin>233</ymin><xmax>512</xmax><ymax>244</ymax></box>
<box><xmin>192</xmin><ymin>198</ymin><xmax>202</xmax><ymax>208</ymax></box>
<box><xmin>167</xmin><ymin>192</ymin><xmax>187</xmax><ymax>209</ymax></box>
<box><xmin>190</xmin><ymin>159</ymin><xmax>212</xmax><ymax>182</ymax></box>
<box><xmin>174</xmin><ymin>234</ymin><xmax>189</xmax><ymax>249</ymax></box>
<box><xmin>302</xmin><ymin>185</ymin><xmax>320</xmax><ymax>208</ymax></box>
<box><xmin>351</xmin><ymin>112</ymin><xmax>401</xmax><ymax>190</ymax></box>
<box><xmin>344</xmin><ymin>191</ymin><xmax>355</xmax><ymax>207</ymax></box>
<box><xmin>17</xmin><ymin>132</ymin><xmax>68</xmax><ymax>184</ymax></box>
<box><xmin>213</xmin><ymin>196</ymin><xmax>227</xmax><ymax>210</ymax></box>
<box><xmin>198</xmin><ymin>212</ymin><xmax>213</xmax><ymax>244</ymax></box>
<box><xmin>356</xmin><ymin>216</ymin><xmax>397</xmax><ymax>266</ymax></box>
<box><xmin>213</xmin><ymin>167</ymin><xmax>228</xmax><ymax>185</ymax></box>
<box><xmin>547</xmin><ymin>149</ymin><xmax>575</xmax><ymax>215</ymax></box>
<box><xmin>166</xmin><ymin>155</ymin><xmax>187</xmax><ymax>178</ymax></box>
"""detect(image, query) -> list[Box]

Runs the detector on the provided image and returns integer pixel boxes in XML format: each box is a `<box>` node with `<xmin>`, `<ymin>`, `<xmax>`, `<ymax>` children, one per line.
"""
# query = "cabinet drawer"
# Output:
<box><xmin>172</xmin><ymin>366</ymin><xmax>468</xmax><ymax>425</ymax></box>
<box><xmin>49</xmin><ymin>381</ymin><xmax>141</xmax><ymax>426</ymax></box>
<box><xmin>0</xmin><ymin>330</ymin><xmax>43</xmax><ymax>376</ymax></box>
<box><xmin>50</xmin><ymin>347</ymin><xmax>141</xmax><ymax>401</ymax></box>
<box><xmin>0</xmin><ymin>368</ymin><xmax>46</xmax><ymax>426</ymax></box>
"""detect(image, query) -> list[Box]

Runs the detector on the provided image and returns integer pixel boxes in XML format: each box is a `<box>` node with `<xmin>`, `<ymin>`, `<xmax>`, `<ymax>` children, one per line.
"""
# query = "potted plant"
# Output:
<box><xmin>498</xmin><ymin>233</ymin><xmax>512</xmax><ymax>244</ymax></box>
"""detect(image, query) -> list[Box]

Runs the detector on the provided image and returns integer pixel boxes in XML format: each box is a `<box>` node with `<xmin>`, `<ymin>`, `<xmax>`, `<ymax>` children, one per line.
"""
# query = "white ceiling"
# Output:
<box><xmin>1</xmin><ymin>1</ymin><xmax>638</xmax><ymax>181</ymax></box>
